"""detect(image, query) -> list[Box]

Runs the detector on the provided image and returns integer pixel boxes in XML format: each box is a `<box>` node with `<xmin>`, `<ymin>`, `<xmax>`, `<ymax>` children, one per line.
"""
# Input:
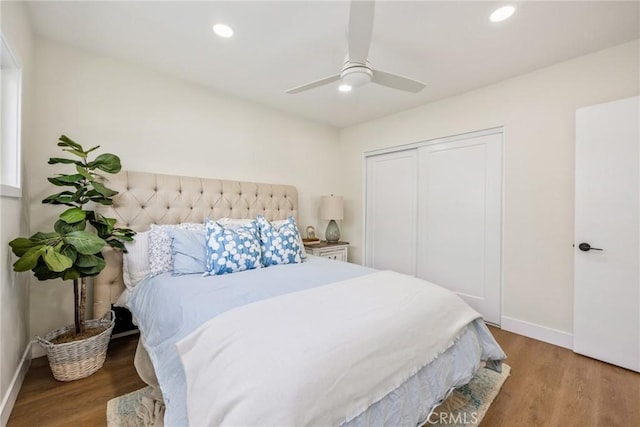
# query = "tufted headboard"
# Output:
<box><xmin>93</xmin><ymin>170</ymin><xmax>298</xmax><ymax>317</ymax></box>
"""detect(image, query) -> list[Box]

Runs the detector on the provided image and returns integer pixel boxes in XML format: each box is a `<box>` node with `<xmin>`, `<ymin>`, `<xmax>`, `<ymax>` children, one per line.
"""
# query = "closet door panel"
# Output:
<box><xmin>365</xmin><ymin>150</ymin><xmax>418</xmax><ymax>275</ymax></box>
<box><xmin>417</xmin><ymin>134</ymin><xmax>502</xmax><ymax>325</ymax></box>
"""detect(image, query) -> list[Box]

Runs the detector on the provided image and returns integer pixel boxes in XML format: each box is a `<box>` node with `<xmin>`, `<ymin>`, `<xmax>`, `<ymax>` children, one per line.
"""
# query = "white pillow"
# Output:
<box><xmin>122</xmin><ymin>230</ymin><xmax>150</xmax><ymax>290</ymax></box>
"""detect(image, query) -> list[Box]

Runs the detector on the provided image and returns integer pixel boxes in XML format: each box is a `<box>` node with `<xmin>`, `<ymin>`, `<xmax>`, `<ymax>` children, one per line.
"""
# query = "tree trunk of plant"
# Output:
<box><xmin>73</xmin><ymin>278</ymin><xmax>81</xmax><ymax>334</ymax></box>
<box><xmin>79</xmin><ymin>277</ymin><xmax>87</xmax><ymax>334</ymax></box>
<box><xmin>73</xmin><ymin>277</ymin><xmax>87</xmax><ymax>335</ymax></box>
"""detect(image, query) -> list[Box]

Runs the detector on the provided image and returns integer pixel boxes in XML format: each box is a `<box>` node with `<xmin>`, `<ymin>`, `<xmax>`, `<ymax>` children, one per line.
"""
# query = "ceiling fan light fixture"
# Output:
<box><xmin>213</xmin><ymin>23</ymin><xmax>234</xmax><ymax>38</ymax></box>
<box><xmin>341</xmin><ymin>66</ymin><xmax>373</xmax><ymax>88</ymax></box>
<box><xmin>338</xmin><ymin>84</ymin><xmax>353</xmax><ymax>92</ymax></box>
<box><xmin>490</xmin><ymin>5</ymin><xmax>515</xmax><ymax>23</ymax></box>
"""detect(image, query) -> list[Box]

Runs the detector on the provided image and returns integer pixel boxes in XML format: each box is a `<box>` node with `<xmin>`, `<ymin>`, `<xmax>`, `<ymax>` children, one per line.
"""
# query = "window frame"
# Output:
<box><xmin>1</xmin><ymin>31</ymin><xmax>23</xmax><ymax>198</ymax></box>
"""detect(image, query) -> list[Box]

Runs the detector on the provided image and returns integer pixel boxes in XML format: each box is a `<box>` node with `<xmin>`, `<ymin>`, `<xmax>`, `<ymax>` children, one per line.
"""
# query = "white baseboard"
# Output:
<box><xmin>501</xmin><ymin>316</ymin><xmax>573</xmax><ymax>350</ymax></box>
<box><xmin>0</xmin><ymin>344</ymin><xmax>32</xmax><ymax>426</ymax></box>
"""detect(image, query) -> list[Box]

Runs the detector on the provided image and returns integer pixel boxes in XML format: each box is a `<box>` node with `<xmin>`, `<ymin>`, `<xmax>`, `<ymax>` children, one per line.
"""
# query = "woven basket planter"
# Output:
<box><xmin>36</xmin><ymin>310</ymin><xmax>115</xmax><ymax>382</ymax></box>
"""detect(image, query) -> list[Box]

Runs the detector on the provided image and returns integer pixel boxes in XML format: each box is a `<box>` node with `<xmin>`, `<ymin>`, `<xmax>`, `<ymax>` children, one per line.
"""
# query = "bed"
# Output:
<box><xmin>93</xmin><ymin>170</ymin><xmax>505</xmax><ymax>426</ymax></box>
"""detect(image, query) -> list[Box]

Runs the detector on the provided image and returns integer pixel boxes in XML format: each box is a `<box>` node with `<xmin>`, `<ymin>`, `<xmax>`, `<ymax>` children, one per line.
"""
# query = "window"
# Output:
<box><xmin>1</xmin><ymin>32</ymin><xmax>22</xmax><ymax>197</ymax></box>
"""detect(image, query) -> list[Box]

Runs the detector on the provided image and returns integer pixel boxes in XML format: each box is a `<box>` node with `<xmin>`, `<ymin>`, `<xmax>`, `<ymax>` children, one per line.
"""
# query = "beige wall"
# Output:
<box><xmin>339</xmin><ymin>40</ymin><xmax>640</xmax><ymax>334</ymax></box>
<box><xmin>0</xmin><ymin>1</ymin><xmax>34</xmax><ymax>422</ymax></box>
<box><xmin>28</xmin><ymin>38</ymin><xmax>341</xmax><ymax>338</ymax></box>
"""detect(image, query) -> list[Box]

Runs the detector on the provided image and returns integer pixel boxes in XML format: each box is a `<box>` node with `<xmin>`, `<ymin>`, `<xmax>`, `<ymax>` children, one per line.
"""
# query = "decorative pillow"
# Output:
<box><xmin>216</xmin><ymin>218</ymin><xmax>255</xmax><ymax>229</ymax></box>
<box><xmin>122</xmin><ymin>230</ymin><xmax>150</xmax><ymax>290</ymax></box>
<box><xmin>167</xmin><ymin>228</ymin><xmax>207</xmax><ymax>275</ymax></box>
<box><xmin>149</xmin><ymin>223</ymin><xmax>204</xmax><ymax>276</ymax></box>
<box><xmin>204</xmin><ymin>218</ymin><xmax>261</xmax><ymax>276</ymax></box>
<box><xmin>257</xmin><ymin>215</ymin><xmax>303</xmax><ymax>267</ymax></box>
<box><xmin>273</xmin><ymin>219</ymin><xmax>307</xmax><ymax>259</ymax></box>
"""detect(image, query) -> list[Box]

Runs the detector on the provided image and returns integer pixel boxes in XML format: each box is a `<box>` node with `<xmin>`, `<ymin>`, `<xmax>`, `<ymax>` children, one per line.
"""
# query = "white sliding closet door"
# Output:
<box><xmin>417</xmin><ymin>133</ymin><xmax>502</xmax><ymax>325</ymax></box>
<box><xmin>365</xmin><ymin>149</ymin><xmax>418</xmax><ymax>275</ymax></box>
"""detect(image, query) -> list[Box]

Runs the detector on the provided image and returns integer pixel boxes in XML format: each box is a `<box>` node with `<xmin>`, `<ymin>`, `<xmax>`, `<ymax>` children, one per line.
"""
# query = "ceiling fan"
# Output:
<box><xmin>285</xmin><ymin>1</ymin><xmax>426</xmax><ymax>95</ymax></box>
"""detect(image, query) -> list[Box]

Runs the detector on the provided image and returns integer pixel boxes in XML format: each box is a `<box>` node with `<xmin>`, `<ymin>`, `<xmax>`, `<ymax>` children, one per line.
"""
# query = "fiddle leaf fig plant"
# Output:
<box><xmin>9</xmin><ymin>135</ymin><xmax>135</xmax><ymax>336</ymax></box>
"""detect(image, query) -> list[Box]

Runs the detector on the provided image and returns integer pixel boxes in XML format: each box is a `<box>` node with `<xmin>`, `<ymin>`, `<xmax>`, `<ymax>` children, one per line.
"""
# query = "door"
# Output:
<box><xmin>365</xmin><ymin>149</ymin><xmax>418</xmax><ymax>275</ymax></box>
<box><xmin>574</xmin><ymin>96</ymin><xmax>640</xmax><ymax>372</ymax></box>
<box><xmin>417</xmin><ymin>133</ymin><xmax>503</xmax><ymax>325</ymax></box>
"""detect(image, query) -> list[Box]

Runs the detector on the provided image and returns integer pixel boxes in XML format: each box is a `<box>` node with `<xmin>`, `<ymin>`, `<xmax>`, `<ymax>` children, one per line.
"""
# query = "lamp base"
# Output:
<box><xmin>325</xmin><ymin>219</ymin><xmax>340</xmax><ymax>243</ymax></box>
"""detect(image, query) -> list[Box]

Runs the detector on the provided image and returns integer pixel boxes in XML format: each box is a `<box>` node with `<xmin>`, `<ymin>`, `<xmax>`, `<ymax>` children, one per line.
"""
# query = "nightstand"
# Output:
<box><xmin>304</xmin><ymin>241</ymin><xmax>349</xmax><ymax>262</ymax></box>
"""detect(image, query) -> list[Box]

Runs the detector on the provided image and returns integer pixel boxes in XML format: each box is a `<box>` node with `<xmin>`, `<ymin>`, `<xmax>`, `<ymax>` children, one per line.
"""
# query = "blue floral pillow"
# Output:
<box><xmin>257</xmin><ymin>215</ymin><xmax>302</xmax><ymax>267</ymax></box>
<box><xmin>204</xmin><ymin>218</ymin><xmax>261</xmax><ymax>276</ymax></box>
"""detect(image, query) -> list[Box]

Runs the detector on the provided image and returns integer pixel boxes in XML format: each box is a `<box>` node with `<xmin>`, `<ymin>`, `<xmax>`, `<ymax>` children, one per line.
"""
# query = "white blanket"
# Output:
<box><xmin>176</xmin><ymin>270</ymin><xmax>481</xmax><ymax>427</ymax></box>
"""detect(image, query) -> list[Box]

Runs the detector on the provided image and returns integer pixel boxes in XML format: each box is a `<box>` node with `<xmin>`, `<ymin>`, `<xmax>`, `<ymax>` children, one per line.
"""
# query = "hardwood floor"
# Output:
<box><xmin>8</xmin><ymin>335</ymin><xmax>145</xmax><ymax>427</ymax></box>
<box><xmin>482</xmin><ymin>327</ymin><xmax>640</xmax><ymax>427</ymax></box>
<box><xmin>8</xmin><ymin>327</ymin><xmax>640</xmax><ymax>426</ymax></box>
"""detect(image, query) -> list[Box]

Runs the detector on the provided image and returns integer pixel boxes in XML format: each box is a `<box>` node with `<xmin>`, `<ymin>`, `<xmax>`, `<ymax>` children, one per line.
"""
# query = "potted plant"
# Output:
<box><xmin>9</xmin><ymin>135</ymin><xmax>135</xmax><ymax>381</ymax></box>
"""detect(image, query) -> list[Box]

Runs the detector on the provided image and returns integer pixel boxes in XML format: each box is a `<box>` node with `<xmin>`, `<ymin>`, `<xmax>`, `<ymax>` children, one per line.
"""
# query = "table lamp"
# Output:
<box><xmin>320</xmin><ymin>195</ymin><xmax>344</xmax><ymax>243</ymax></box>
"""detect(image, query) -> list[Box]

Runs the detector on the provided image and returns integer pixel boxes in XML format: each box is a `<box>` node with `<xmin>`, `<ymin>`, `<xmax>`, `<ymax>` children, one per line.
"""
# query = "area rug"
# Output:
<box><xmin>107</xmin><ymin>365</ymin><xmax>510</xmax><ymax>427</ymax></box>
<box><xmin>107</xmin><ymin>386</ymin><xmax>155</xmax><ymax>427</ymax></box>
<box><xmin>428</xmin><ymin>364</ymin><xmax>511</xmax><ymax>427</ymax></box>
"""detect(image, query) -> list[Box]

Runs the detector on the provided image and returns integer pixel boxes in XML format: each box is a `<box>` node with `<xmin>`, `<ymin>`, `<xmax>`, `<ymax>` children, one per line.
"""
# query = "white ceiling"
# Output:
<box><xmin>26</xmin><ymin>1</ymin><xmax>639</xmax><ymax>128</ymax></box>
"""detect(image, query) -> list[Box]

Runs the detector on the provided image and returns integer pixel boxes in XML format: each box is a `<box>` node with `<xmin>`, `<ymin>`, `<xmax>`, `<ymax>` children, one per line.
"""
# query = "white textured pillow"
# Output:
<box><xmin>149</xmin><ymin>223</ymin><xmax>204</xmax><ymax>276</ymax></box>
<box><xmin>122</xmin><ymin>230</ymin><xmax>150</xmax><ymax>290</ymax></box>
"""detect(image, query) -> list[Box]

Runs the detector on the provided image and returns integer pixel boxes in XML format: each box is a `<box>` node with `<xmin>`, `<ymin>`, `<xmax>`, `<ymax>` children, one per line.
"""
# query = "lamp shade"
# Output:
<box><xmin>319</xmin><ymin>195</ymin><xmax>344</xmax><ymax>220</ymax></box>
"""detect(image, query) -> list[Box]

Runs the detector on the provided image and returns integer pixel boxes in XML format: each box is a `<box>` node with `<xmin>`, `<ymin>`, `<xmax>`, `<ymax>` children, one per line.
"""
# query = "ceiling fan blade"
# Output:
<box><xmin>347</xmin><ymin>0</ymin><xmax>375</xmax><ymax>64</ymax></box>
<box><xmin>371</xmin><ymin>69</ymin><xmax>426</xmax><ymax>93</ymax></box>
<box><xmin>285</xmin><ymin>74</ymin><xmax>341</xmax><ymax>94</ymax></box>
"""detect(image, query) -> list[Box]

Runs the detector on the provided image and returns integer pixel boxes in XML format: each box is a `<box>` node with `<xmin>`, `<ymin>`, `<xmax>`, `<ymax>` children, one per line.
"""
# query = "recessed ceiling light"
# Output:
<box><xmin>338</xmin><ymin>84</ymin><xmax>352</xmax><ymax>92</ymax></box>
<box><xmin>213</xmin><ymin>23</ymin><xmax>233</xmax><ymax>38</ymax></box>
<box><xmin>490</xmin><ymin>6</ymin><xmax>515</xmax><ymax>23</ymax></box>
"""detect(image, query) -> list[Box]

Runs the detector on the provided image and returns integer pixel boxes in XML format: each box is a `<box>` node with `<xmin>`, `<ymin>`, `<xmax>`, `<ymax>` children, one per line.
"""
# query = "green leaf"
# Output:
<box><xmin>42</xmin><ymin>191</ymin><xmax>76</xmax><ymax>206</ymax></box>
<box><xmin>89</xmin><ymin>153</ymin><xmax>121</xmax><ymax>173</ymax></box>
<box><xmin>13</xmin><ymin>246</ymin><xmax>45</xmax><ymax>272</ymax></box>
<box><xmin>90</xmin><ymin>221</ymin><xmax>109</xmax><ymax>238</ymax></box>
<box><xmin>55</xmin><ymin>219</ymin><xmax>86</xmax><ymax>234</ymax></box>
<box><xmin>58</xmin><ymin>135</ymin><xmax>83</xmax><ymax>150</ymax></box>
<box><xmin>60</xmin><ymin>207</ymin><xmax>86</xmax><ymax>224</ymax></box>
<box><xmin>75</xmin><ymin>164</ymin><xmax>93</xmax><ymax>181</ymax></box>
<box><xmin>63</xmin><ymin>148</ymin><xmax>87</xmax><ymax>159</ymax></box>
<box><xmin>91</xmin><ymin>181</ymin><xmax>118</xmax><ymax>197</ymax></box>
<box><xmin>63</xmin><ymin>231</ymin><xmax>106</xmax><ymax>255</ymax></box>
<box><xmin>34</xmin><ymin>259</ymin><xmax>63</xmax><ymax>281</ymax></box>
<box><xmin>29</xmin><ymin>232</ymin><xmax>61</xmax><ymax>244</ymax></box>
<box><xmin>106</xmin><ymin>239</ymin><xmax>126</xmax><ymax>251</ymax></box>
<box><xmin>47</xmin><ymin>174</ymin><xmax>85</xmax><ymax>187</ymax></box>
<box><xmin>70</xmin><ymin>188</ymin><xmax>86</xmax><ymax>203</ymax></box>
<box><xmin>76</xmin><ymin>265</ymin><xmax>104</xmax><ymax>276</ymax></box>
<box><xmin>88</xmin><ymin>197</ymin><xmax>113</xmax><ymax>206</ymax></box>
<box><xmin>75</xmin><ymin>253</ymin><xmax>106</xmax><ymax>269</ymax></box>
<box><xmin>61</xmin><ymin>267</ymin><xmax>81</xmax><ymax>281</ymax></box>
<box><xmin>85</xmin><ymin>145</ymin><xmax>101</xmax><ymax>154</ymax></box>
<box><xmin>42</xmin><ymin>247</ymin><xmax>74</xmax><ymax>272</ymax></box>
<box><xmin>9</xmin><ymin>238</ymin><xmax>38</xmax><ymax>257</ymax></box>
<box><xmin>48</xmin><ymin>157</ymin><xmax>83</xmax><ymax>166</ymax></box>
<box><xmin>60</xmin><ymin>245</ymin><xmax>78</xmax><ymax>264</ymax></box>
